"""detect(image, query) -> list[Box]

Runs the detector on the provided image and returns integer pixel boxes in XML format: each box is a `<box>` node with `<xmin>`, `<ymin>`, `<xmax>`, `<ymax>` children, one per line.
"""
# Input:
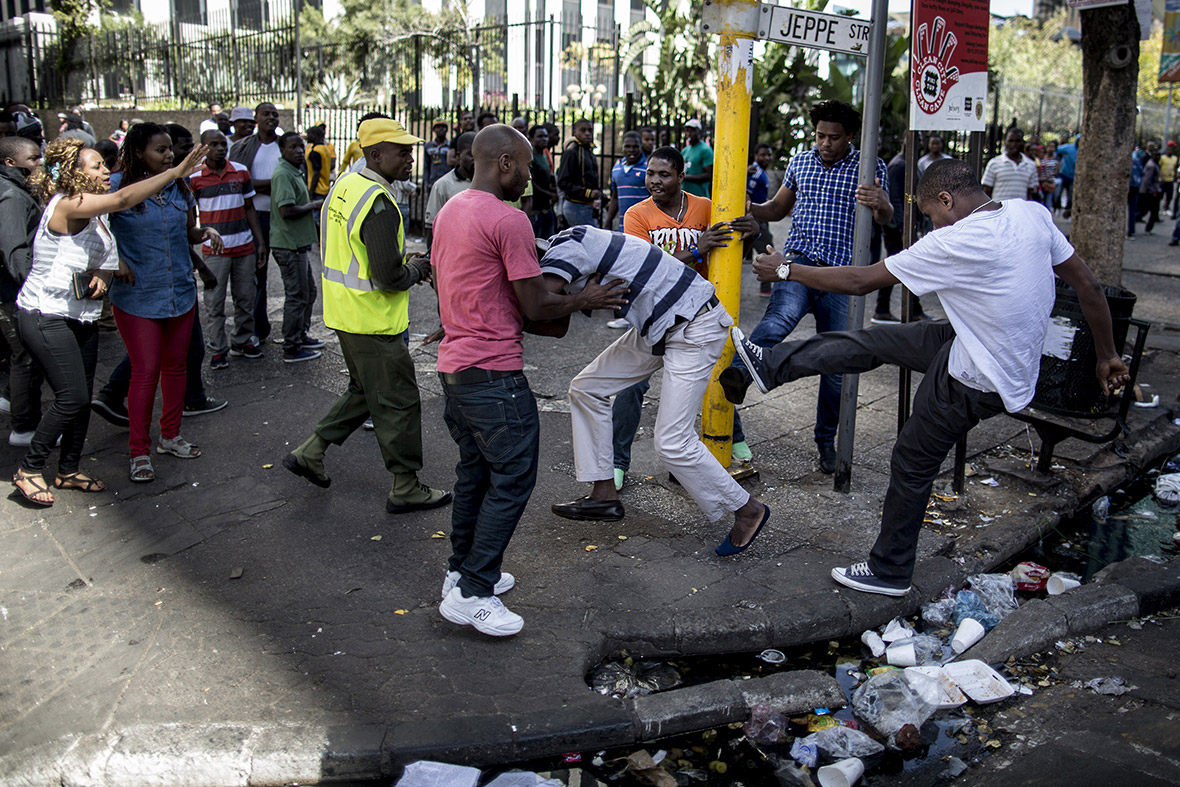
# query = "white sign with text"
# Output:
<box><xmin>758</xmin><ymin>6</ymin><xmax>871</xmax><ymax>57</ymax></box>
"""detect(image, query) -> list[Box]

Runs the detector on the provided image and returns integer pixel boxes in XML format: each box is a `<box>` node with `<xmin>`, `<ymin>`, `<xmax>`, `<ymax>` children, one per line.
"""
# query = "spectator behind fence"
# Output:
<box><xmin>304</xmin><ymin>122</ymin><xmax>336</xmax><ymax>205</ymax></box>
<box><xmin>270</xmin><ymin>131</ymin><xmax>324</xmax><ymax>364</ymax></box>
<box><xmin>0</xmin><ymin>135</ymin><xmax>46</xmax><ymax>448</ymax></box>
<box><xmin>108</xmin><ymin>123</ymin><xmax>222</xmax><ymax>483</ymax></box>
<box><xmin>109</xmin><ymin>119</ymin><xmax>129</xmax><ymax>145</ymax></box>
<box><xmin>229</xmin><ymin>102</ymin><xmax>281</xmax><ymax>346</ymax></box>
<box><xmin>191</xmin><ymin>129</ymin><xmax>264</xmax><ymax>371</ymax></box>
<box><xmin>423</xmin><ymin>117</ymin><xmax>451</xmax><ymax>191</ymax></box>
<box><xmin>527</xmin><ymin>125</ymin><xmax>556</xmax><ymax>238</ymax></box>
<box><xmin>424</xmin><ymin>131</ymin><xmax>474</xmax><ymax>251</ymax></box>
<box><xmin>681</xmin><ymin>119</ymin><xmax>713</xmax><ymax>198</ymax></box>
<box><xmin>199</xmin><ymin>103</ymin><xmax>223</xmax><ymax>136</ymax></box>
<box><xmin>556</xmin><ymin>118</ymin><xmax>601</xmax><ymax>228</ymax></box>
<box><xmin>58</xmin><ymin>114</ymin><xmax>95</xmax><ymax>147</ymax></box>
<box><xmin>604</xmin><ymin>130</ymin><xmax>648</xmax><ymax>233</ymax></box>
<box><xmin>227</xmin><ymin>106</ymin><xmax>255</xmax><ymax>146</ymax></box>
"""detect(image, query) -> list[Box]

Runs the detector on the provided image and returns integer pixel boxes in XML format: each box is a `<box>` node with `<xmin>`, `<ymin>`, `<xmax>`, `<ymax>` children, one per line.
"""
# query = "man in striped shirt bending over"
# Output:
<box><xmin>544</xmin><ymin>226</ymin><xmax>771</xmax><ymax>556</ymax></box>
<box><xmin>191</xmin><ymin>129</ymin><xmax>265</xmax><ymax>369</ymax></box>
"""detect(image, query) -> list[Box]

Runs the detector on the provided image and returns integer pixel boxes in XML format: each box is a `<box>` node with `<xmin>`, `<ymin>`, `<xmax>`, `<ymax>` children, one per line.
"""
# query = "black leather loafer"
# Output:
<box><xmin>551</xmin><ymin>495</ymin><xmax>625</xmax><ymax>521</ymax></box>
<box><xmin>817</xmin><ymin>442</ymin><xmax>836</xmax><ymax>475</ymax></box>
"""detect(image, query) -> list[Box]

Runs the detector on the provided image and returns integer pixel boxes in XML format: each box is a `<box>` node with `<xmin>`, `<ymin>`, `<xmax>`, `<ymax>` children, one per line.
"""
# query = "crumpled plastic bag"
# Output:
<box><xmin>968</xmin><ymin>573</ymin><xmax>1019</xmax><ymax>621</ymax></box>
<box><xmin>797</xmin><ymin>725</ymin><xmax>885</xmax><ymax>760</ymax></box>
<box><xmin>953</xmin><ymin>590</ymin><xmax>1001</xmax><ymax>631</ymax></box>
<box><xmin>851</xmin><ymin>669</ymin><xmax>941</xmax><ymax>744</ymax></box>
<box><xmin>1154</xmin><ymin>473</ymin><xmax>1180</xmax><ymax>507</ymax></box>
<box><xmin>789</xmin><ymin>738</ymin><xmax>818</xmax><ymax>768</ymax></box>
<box><xmin>1084</xmin><ymin>676</ymin><xmax>1138</xmax><ymax>696</ymax></box>
<box><xmin>921</xmin><ymin>597</ymin><xmax>955</xmax><ymax>627</ymax></box>
<box><xmin>1010</xmin><ymin>561</ymin><xmax>1051</xmax><ymax>591</ymax></box>
<box><xmin>881</xmin><ymin>617</ymin><xmax>916</xmax><ymax>642</ymax></box>
<box><xmin>483</xmin><ymin>772</ymin><xmax>565</xmax><ymax>787</ymax></box>
<box><xmin>589</xmin><ymin>660</ymin><xmax>682</xmax><ymax>698</ymax></box>
<box><xmin>743</xmin><ymin>703</ymin><xmax>789</xmax><ymax>744</ymax></box>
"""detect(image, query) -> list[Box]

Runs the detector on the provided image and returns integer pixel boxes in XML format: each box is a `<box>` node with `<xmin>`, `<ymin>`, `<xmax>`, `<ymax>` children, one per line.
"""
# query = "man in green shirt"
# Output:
<box><xmin>681</xmin><ymin>119</ymin><xmax>714</xmax><ymax>198</ymax></box>
<box><xmin>270</xmin><ymin>132</ymin><xmax>326</xmax><ymax>363</ymax></box>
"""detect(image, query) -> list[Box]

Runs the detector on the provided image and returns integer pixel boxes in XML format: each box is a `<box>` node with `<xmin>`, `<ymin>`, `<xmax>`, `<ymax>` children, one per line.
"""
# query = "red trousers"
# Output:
<box><xmin>113</xmin><ymin>305</ymin><xmax>195</xmax><ymax>457</ymax></box>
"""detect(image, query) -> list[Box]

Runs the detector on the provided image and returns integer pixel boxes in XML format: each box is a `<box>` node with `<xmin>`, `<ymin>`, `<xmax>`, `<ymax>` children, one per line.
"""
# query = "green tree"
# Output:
<box><xmin>51</xmin><ymin>0</ymin><xmax>107</xmax><ymax>101</ymax></box>
<box><xmin>617</xmin><ymin>0</ymin><xmax>715</xmax><ymax>114</ymax></box>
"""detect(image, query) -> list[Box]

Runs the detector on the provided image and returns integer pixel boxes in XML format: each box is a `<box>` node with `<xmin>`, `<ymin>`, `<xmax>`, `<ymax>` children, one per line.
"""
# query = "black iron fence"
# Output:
<box><xmin>5</xmin><ymin>3</ymin><xmax>628</xmax><ymax>116</ymax></box>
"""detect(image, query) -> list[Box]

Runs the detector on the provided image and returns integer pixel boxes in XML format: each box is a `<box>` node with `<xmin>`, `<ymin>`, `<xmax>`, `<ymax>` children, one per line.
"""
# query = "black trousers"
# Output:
<box><xmin>0</xmin><ymin>301</ymin><xmax>44</xmax><ymax>433</ymax></box>
<box><xmin>16</xmin><ymin>309</ymin><xmax>98</xmax><ymax>474</ymax></box>
<box><xmin>764</xmin><ymin>320</ymin><xmax>1005</xmax><ymax>583</ymax></box>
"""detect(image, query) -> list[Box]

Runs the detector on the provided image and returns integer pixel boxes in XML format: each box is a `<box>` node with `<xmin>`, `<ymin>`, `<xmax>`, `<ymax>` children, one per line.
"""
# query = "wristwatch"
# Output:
<box><xmin>776</xmin><ymin>262</ymin><xmax>791</xmax><ymax>281</ymax></box>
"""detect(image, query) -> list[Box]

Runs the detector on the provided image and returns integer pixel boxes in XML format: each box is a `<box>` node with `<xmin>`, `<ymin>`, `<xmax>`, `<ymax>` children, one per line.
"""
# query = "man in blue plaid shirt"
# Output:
<box><xmin>734</xmin><ymin>100</ymin><xmax>892</xmax><ymax>474</ymax></box>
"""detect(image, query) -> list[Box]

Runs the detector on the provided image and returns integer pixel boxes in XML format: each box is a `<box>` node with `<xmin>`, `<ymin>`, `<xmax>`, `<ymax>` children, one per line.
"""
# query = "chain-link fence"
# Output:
<box><xmin>992</xmin><ymin>76</ymin><xmax>1177</xmax><ymax>143</ymax></box>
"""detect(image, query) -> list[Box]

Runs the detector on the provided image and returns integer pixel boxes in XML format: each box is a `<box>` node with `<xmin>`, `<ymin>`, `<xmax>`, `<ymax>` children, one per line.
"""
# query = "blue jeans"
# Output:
<box><xmin>562</xmin><ymin>201</ymin><xmax>596</xmax><ymax>228</ymax></box>
<box><xmin>530</xmin><ymin>209</ymin><xmax>556</xmax><ymax>238</ymax></box>
<box><xmin>612</xmin><ymin>376</ymin><xmax>744</xmax><ymax>470</ymax></box>
<box><xmin>732</xmin><ymin>253</ymin><xmax>848</xmax><ymax>445</ymax></box>
<box><xmin>442</xmin><ymin>372</ymin><xmax>540</xmax><ymax>598</ymax></box>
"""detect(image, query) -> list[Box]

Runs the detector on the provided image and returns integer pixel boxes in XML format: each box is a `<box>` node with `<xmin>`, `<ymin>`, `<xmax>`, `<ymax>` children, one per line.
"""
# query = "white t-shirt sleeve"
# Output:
<box><xmin>1026</xmin><ymin>160</ymin><xmax>1039</xmax><ymax>191</ymax></box>
<box><xmin>980</xmin><ymin>158</ymin><xmax>997</xmax><ymax>188</ymax></box>
<box><xmin>1042</xmin><ymin>208</ymin><xmax>1075</xmax><ymax>266</ymax></box>
<box><xmin>882</xmin><ymin>232</ymin><xmax>952</xmax><ymax>298</ymax></box>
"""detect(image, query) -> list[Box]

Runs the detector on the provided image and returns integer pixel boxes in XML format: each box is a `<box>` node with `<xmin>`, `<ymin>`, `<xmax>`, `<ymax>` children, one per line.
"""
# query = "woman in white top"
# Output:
<box><xmin>13</xmin><ymin>136</ymin><xmax>205</xmax><ymax>506</ymax></box>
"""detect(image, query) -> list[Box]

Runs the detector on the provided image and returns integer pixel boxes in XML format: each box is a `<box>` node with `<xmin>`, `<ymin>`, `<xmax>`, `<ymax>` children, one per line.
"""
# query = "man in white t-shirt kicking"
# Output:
<box><xmin>720</xmin><ymin>158</ymin><xmax>1131</xmax><ymax>596</ymax></box>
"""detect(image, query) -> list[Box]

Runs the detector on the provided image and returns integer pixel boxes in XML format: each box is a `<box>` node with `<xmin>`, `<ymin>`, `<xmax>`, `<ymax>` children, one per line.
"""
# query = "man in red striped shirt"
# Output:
<box><xmin>192</xmin><ymin>129</ymin><xmax>266</xmax><ymax>368</ymax></box>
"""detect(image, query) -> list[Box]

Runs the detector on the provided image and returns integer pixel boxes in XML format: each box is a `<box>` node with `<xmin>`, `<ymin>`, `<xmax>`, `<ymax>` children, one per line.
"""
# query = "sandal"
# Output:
<box><xmin>54</xmin><ymin>471</ymin><xmax>107</xmax><ymax>493</ymax></box>
<box><xmin>156</xmin><ymin>435</ymin><xmax>201</xmax><ymax>459</ymax></box>
<box><xmin>130</xmin><ymin>455</ymin><xmax>155</xmax><ymax>483</ymax></box>
<box><xmin>13</xmin><ymin>468</ymin><xmax>54</xmax><ymax>506</ymax></box>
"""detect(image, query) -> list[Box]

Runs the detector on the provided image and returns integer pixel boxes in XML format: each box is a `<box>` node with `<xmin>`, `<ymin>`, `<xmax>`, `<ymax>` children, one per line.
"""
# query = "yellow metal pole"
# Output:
<box><xmin>701</xmin><ymin>0</ymin><xmax>757</xmax><ymax>467</ymax></box>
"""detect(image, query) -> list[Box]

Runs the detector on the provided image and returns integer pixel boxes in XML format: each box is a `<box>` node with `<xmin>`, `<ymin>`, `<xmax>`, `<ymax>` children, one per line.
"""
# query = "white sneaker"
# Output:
<box><xmin>607</xmin><ymin>317</ymin><xmax>629</xmax><ymax>329</ymax></box>
<box><xmin>439</xmin><ymin>586</ymin><xmax>524</xmax><ymax>636</ymax></box>
<box><xmin>8</xmin><ymin>429</ymin><xmax>33</xmax><ymax>447</ymax></box>
<box><xmin>440</xmin><ymin>570</ymin><xmax>516</xmax><ymax>599</ymax></box>
<box><xmin>0</xmin><ymin>397</ymin><xmax>10</xmax><ymax>414</ymax></box>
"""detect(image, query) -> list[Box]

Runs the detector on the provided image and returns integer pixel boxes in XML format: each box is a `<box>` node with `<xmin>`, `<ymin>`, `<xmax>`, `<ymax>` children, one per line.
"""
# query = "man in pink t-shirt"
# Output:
<box><xmin>431</xmin><ymin>125</ymin><xmax>626</xmax><ymax>637</ymax></box>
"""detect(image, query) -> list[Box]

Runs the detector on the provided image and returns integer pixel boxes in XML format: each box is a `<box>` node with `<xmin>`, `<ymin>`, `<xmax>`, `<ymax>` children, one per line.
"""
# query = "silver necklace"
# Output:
<box><xmin>966</xmin><ymin>199</ymin><xmax>997</xmax><ymax>218</ymax></box>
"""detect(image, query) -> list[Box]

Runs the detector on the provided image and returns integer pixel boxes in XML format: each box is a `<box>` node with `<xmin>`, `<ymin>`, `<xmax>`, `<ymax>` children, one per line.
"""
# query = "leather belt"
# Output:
<box><xmin>787</xmin><ymin>251</ymin><xmax>832</xmax><ymax>267</ymax></box>
<box><xmin>439</xmin><ymin>367</ymin><xmax>519</xmax><ymax>386</ymax></box>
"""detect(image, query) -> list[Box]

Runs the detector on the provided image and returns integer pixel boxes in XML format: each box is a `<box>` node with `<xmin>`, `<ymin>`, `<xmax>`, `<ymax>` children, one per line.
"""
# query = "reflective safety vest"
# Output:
<box><xmin>320</xmin><ymin>171</ymin><xmax>409</xmax><ymax>335</ymax></box>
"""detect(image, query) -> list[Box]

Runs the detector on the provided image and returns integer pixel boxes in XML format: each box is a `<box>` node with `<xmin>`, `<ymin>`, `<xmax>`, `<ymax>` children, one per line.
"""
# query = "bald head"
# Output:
<box><xmin>471</xmin><ymin>124</ymin><xmax>532</xmax><ymax>202</ymax></box>
<box><xmin>472</xmin><ymin>123</ymin><xmax>530</xmax><ymax>163</ymax></box>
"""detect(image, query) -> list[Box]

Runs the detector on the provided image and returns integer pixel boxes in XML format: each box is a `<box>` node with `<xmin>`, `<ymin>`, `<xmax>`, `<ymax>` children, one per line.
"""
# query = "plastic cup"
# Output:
<box><xmin>951</xmin><ymin>618</ymin><xmax>986</xmax><ymax>654</ymax></box>
<box><xmin>817</xmin><ymin>757</ymin><xmax>865</xmax><ymax>787</ymax></box>
<box><xmin>1047</xmin><ymin>573</ymin><xmax>1081</xmax><ymax>595</ymax></box>
<box><xmin>886</xmin><ymin>641</ymin><xmax>916</xmax><ymax>667</ymax></box>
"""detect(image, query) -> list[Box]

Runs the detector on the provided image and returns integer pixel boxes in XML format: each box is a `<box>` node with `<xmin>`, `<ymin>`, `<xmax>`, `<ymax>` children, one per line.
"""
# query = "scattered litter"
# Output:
<box><xmin>1153</xmin><ymin>473</ymin><xmax>1180</xmax><ymax>507</ymax></box>
<box><xmin>980</xmin><ymin>477</ymin><xmax>999</xmax><ymax>487</ymax></box>
<box><xmin>816</xmin><ymin>757</ymin><xmax>864</xmax><ymax>787</ymax></box>
<box><xmin>585</xmin><ymin>545</ymin><xmax>598</xmax><ymax>552</ymax></box>
<box><xmin>1046</xmin><ymin>572</ymin><xmax>1081</xmax><ymax>595</ymax></box>
<box><xmin>850</xmin><ymin>669</ymin><xmax>941</xmax><ymax>745</ymax></box>
<box><xmin>907</xmin><ymin>666</ymin><xmax>968</xmax><ymax>708</ymax></box>
<box><xmin>789</xmin><ymin>737</ymin><xmax>818</xmax><ymax>768</ymax></box>
<box><xmin>616</xmin><ymin>750</ymin><xmax>676</xmax><ymax>787</ymax></box>
<box><xmin>1083</xmin><ymin>676</ymin><xmax>1137</xmax><ymax>696</ymax></box>
<box><xmin>967</xmin><ymin>573</ymin><xmax>1018</xmax><ymax>621</ymax></box>
<box><xmin>774</xmin><ymin>759</ymin><xmax>815</xmax><ymax>786</ymax></box>
<box><xmin>886</xmin><ymin>634</ymin><xmax>942</xmax><ymax>667</ymax></box>
<box><xmin>228</xmin><ymin>567</ymin><xmax>243</xmax><ymax>580</ymax></box>
<box><xmin>758</xmin><ymin>648</ymin><xmax>786</xmax><ymax>664</ymax></box>
<box><xmin>430</xmin><ymin>531</ymin><xmax>447</xmax><ymax>538</ymax></box>
<box><xmin>951</xmin><ymin>618</ymin><xmax>986</xmax><ymax>654</ymax></box>
<box><xmin>1092</xmin><ymin>495</ymin><xmax>1111</xmax><ymax>522</ymax></box>
<box><xmin>1132</xmin><ymin>394</ymin><xmax>1160</xmax><ymax>408</ymax></box>
<box><xmin>881</xmin><ymin>617</ymin><xmax>916</xmax><ymax>643</ymax></box>
<box><xmin>370</xmin><ymin>535</ymin><xmax>383</xmax><ymax>541</ymax></box>
<box><xmin>943</xmin><ymin>660</ymin><xmax>1015</xmax><ymax>704</ymax></box>
<box><xmin>394</xmin><ymin>609</ymin><xmax>408</xmax><ymax>615</ymax></box>
<box><xmin>744</xmin><ymin>703</ymin><xmax>789</xmax><ymax>744</ymax></box>
<box><xmin>483</xmin><ymin>771</ymin><xmax>564</xmax><ymax>787</ymax></box>
<box><xmin>396</xmin><ymin>761</ymin><xmax>480</xmax><ymax>787</ymax></box>
<box><xmin>261</xmin><ymin>463</ymin><xmax>273</xmax><ymax>469</ymax></box>
<box><xmin>921</xmin><ymin>597</ymin><xmax>955</xmax><ymax>627</ymax></box>
<box><xmin>799</xmin><ymin>724</ymin><xmax>884</xmax><ymax>759</ymax></box>
<box><xmin>860</xmin><ymin>630</ymin><xmax>886</xmax><ymax>657</ymax></box>
<box><xmin>1011</xmin><ymin>562</ymin><xmax>1050</xmax><ymax>591</ymax></box>
<box><xmin>617</xmin><ymin>535</ymin><xmax>628</xmax><ymax>540</ymax></box>
<box><xmin>953</xmin><ymin>590</ymin><xmax>1000</xmax><ymax>631</ymax></box>
<box><xmin>589</xmin><ymin>660</ymin><xmax>682</xmax><ymax>699</ymax></box>
<box><xmin>943</xmin><ymin>756</ymin><xmax>968</xmax><ymax>778</ymax></box>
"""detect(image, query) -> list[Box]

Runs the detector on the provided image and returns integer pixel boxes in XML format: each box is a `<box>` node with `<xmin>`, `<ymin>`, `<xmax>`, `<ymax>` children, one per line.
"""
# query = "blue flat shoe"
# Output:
<box><xmin>715</xmin><ymin>503</ymin><xmax>771</xmax><ymax>556</ymax></box>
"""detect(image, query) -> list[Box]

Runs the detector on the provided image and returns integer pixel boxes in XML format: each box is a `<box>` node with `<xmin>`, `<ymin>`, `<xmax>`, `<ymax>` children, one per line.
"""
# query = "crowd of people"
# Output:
<box><xmin>0</xmin><ymin>98</ymin><xmax>1132</xmax><ymax>639</ymax></box>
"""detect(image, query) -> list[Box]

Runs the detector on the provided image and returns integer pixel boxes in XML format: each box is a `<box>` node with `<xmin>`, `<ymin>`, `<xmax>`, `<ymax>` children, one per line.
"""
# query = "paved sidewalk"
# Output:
<box><xmin>1</xmin><ymin>229</ymin><xmax>1179</xmax><ymax>785</ymax></box>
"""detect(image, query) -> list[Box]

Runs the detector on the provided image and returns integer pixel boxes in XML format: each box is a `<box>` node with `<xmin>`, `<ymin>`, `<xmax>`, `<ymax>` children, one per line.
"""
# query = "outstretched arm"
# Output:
<box><xmin>1053</xmin><ymin>254</ymin><xmax>1131</xmax><ymax>394</ymax></box>
<box><xmin>753</xmin><ymin>247</ymin><xmax>900</xmax><ymax>296</ymax></box>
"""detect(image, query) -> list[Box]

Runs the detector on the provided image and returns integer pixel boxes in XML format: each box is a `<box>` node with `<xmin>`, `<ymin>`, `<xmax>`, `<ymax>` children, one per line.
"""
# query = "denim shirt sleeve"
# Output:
<box><xmin>107</xmin><ymin>175</ymin><xmax>198</xmax><ymax>319</ymax></box>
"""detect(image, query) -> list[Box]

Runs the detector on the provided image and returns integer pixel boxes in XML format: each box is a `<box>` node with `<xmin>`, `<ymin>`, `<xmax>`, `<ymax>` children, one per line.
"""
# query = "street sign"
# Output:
<box><xmin>758</xmin><ymin>5</ymin><xmax>871</xmax><ymax>57</ymax></box>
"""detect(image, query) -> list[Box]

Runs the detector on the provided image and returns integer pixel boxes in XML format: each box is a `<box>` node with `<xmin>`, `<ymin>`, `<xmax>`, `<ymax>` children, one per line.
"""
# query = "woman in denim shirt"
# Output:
<box><xmin>109</xmin><ymin>123</ymin><xmax>222</xmax><ymax>482</ymax></box>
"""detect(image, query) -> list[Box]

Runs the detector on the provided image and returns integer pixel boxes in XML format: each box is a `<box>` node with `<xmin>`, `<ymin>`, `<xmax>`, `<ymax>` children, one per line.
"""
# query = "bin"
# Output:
<box><xmin>1030</xmin><ymin>281</ymin><xmax>1136</xmax><ymax>418</ymax></box>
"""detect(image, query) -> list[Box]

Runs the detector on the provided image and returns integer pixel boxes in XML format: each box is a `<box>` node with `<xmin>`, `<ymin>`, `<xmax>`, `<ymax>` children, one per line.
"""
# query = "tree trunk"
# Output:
<box><xmin>1071</xmin><ymin>5</ymin><xmax>1139</xmax><ymax>287</ymax></box>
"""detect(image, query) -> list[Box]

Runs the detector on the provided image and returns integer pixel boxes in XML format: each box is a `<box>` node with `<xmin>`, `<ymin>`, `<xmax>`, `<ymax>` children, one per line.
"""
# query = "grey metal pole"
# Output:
<box><xmin>834</xmin><ymin>0</ymin><xmax>889</xmax><ymax>493</ymax></box>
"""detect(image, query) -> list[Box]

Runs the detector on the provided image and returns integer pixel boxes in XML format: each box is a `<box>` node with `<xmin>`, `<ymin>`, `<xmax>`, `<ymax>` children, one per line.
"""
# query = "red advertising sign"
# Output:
<box><xmin>909</xmin><ymin>0</ymin><xmax>990</xmax><ymax>132</ymax></box>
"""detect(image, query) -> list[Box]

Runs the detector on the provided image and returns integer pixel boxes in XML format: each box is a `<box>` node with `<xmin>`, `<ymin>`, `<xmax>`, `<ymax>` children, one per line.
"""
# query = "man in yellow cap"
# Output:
<box><xmin>284</xmin><ymin>118</ymin><xmax>452</xmax><ymax>514</ymax></box>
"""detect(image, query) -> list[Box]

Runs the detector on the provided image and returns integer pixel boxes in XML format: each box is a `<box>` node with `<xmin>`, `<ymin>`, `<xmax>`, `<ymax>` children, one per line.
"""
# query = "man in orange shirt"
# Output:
<box><xmin>610</xmin><ymin>146</ymin><xmax>755</xmax><ymax>489</ymax></box>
